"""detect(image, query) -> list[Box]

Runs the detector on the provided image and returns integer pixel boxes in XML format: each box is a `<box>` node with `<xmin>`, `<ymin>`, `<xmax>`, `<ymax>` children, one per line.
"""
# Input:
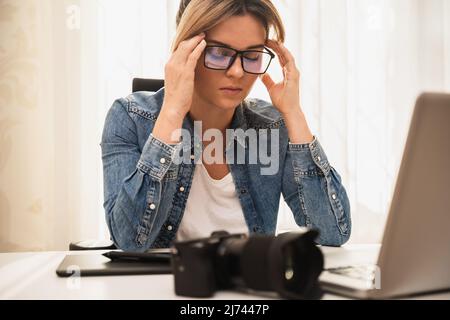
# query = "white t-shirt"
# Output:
<box><xmin>176</xmin><ymin>163</ymin><xmax>249</xmax><ymax>241</ymax></box>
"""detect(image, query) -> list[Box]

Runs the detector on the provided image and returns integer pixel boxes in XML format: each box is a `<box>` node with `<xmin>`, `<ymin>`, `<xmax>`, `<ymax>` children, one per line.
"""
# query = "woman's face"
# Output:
<box><xmin>193</xmin><ymin>14</ymin><xmax>267</xmax><ymax>111</ymax></box>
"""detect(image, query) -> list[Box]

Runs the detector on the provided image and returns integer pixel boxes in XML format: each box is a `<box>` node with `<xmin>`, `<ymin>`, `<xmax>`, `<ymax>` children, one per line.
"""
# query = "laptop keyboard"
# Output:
<box><xmin>326</xmin><ymin>265</ymin><xmax>378</xmax><ymax>282</ymax></box>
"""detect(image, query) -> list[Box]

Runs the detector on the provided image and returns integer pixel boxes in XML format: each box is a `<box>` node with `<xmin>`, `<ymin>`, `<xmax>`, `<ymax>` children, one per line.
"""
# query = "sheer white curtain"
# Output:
<box><xmin>273</xmin><ymin>0</ymin><xmax>450</xmax><ymax>243</ymax></box>
<box><xmin>0</xmin><ymin>0</ymin><xmax>178</xmax><ymax>252</ymax></box>
<box><xmin>1</xmin><ymin>0</ymin><xmax>449</xmax><ymax>252</ymax></box>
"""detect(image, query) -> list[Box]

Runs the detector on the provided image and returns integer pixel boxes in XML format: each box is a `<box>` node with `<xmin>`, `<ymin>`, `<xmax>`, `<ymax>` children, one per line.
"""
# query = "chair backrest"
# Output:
<box><xmin>132</xmin><ymin>78</ymin><xmax>164</xmax><ymax>93</ymax></box>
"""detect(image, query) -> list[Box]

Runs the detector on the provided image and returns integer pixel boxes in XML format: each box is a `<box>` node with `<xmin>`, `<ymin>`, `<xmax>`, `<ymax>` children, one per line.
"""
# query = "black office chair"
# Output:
<box><xmin>69</xmin><ymin>239</ymin><xmax>117</xmax><ymax>251</ymax></box>
<box><xmin>69</xmin><ymin>78</ymin><xmax>165</xmax><ymax>251</ymax></box>
<box><xmin>132</xmin><ymin>78</ymin><xmax>164</xmax><ymax>93</ymax></box>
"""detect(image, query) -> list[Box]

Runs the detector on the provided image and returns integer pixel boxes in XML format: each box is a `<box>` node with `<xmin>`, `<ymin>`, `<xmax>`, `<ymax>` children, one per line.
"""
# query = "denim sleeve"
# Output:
<box><xmin>100</xmin><ymin>99</ymin><xmax>180</xmax><ymax>252</ymax></box>
<box><xmin>281</xmin><ymin>136</ymin><xmax>352</xmax><ymax>246</ymax></box>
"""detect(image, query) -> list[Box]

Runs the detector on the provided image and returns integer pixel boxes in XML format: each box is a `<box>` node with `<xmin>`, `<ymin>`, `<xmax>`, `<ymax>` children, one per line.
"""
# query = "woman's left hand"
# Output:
<box><xmin>260</xmin><ymin>40</ymin><xmax>301</xmax><ymax>116</ymax></box>
<box><xmin>261</xmin><ymin>40</ymin><xmax>314</xmax><ymax>144</ymax></box>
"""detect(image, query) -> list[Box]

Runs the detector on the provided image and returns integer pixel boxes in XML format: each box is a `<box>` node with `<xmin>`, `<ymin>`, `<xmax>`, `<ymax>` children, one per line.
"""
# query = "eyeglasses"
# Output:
<box><xmin>204</xmin><ymin>45</ymin><xmax>275</xmax><ymax>75</ymax></box>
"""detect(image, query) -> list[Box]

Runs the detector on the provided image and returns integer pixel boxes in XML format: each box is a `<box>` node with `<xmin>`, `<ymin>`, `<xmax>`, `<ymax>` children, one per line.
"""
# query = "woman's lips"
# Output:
<box><xmin>220</xmin><ymin>88</ymin><xmax>243</xmax><ymax>96</ymax></box>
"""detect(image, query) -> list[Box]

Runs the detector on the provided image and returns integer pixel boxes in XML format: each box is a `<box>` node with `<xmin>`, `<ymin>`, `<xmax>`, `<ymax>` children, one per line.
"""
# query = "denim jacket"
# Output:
<box><xmin>100</xmin><ymin>88</ymin><xmax>351</xmax><ymax>251</ymax></box>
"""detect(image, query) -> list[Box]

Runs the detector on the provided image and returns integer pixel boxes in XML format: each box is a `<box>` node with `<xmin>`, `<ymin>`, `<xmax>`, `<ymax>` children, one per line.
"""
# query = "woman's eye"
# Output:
<box><xmin>210</xmin><ymin>53</ymin><xmax>228</xmax><ymax>60</ymax></box>
<box><xmin>217</xmin><ymin>50</ymin><xmax>234</xmax><ymax>57</ymax></box>
<box><xmin>244</xmin><ymin>54</ymin><xmax>261</xmax><ymax>62</ymax></box>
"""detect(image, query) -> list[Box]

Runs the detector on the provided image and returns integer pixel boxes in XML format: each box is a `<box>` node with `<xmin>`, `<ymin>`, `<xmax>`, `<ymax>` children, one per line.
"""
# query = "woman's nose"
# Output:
<box><xmin>226</xmin><ymin>55</ymin><xmax>245</xmax><ymax>78</ymax></box>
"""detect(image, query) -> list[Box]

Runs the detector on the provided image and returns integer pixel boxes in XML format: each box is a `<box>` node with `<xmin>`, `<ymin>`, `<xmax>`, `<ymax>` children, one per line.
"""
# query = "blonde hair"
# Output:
<box><xmin>172</xmin><ymin>0</ymin><xmax>285</xmax><ymax>53</ymax></box>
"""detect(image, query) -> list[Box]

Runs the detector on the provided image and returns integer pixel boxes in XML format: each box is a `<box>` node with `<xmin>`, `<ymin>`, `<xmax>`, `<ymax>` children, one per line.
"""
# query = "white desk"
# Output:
<box><xmin>0</xmin><ymin>245</ymin><xmax>448</xmax><ymax>300</ymax></box>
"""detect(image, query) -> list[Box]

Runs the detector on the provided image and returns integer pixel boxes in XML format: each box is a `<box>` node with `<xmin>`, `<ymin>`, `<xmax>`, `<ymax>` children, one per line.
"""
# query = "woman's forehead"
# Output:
<box><xmin>205</xmin><ymin>15</ymin><xmax>266</xmax><ymax>49</ymax></box>
<box><xmin>206</xmin><ymin>38</ymin><xmax>266</xmax><ymax>50</ymax></box>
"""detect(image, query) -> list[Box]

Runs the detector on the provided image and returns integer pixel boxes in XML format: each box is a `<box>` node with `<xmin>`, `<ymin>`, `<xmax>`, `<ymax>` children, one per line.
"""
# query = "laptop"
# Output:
<box><xmin>319</xmin><ymin>92</ymin><xmax>450</xmax><ymax>299</ymax></box>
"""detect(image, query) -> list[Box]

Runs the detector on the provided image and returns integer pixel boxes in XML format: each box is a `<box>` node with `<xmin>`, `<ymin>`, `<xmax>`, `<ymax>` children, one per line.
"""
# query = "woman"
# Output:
<box><xmin>101</xmin><ymin>0</ymin><xmax>351</xmax><ymax>252</ymax></box>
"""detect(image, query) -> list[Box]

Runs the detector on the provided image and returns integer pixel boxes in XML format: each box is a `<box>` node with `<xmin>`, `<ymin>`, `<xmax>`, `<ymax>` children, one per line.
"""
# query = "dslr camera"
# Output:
<box><xmin>171</xmin><ymin>229</ymin><xmax>324</xmax><ymax>299</ymax></box>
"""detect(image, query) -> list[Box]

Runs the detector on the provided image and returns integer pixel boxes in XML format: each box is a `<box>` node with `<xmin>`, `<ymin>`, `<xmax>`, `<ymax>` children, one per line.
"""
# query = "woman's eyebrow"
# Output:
<box><xmin>207</xmin><ymin>39</ymin><xmax>265</xmax><ymax>49</ymax></box>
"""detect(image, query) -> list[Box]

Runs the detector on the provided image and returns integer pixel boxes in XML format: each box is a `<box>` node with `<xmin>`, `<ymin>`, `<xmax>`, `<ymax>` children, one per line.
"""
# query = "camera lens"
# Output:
<box><xmin>217</xmin><ymin>231</ymin><xmax>324</xmax><ymax>299</ymax></box>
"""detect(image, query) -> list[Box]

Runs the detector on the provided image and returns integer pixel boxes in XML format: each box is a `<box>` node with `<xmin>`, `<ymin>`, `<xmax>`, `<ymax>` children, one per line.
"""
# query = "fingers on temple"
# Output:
<box><xmin>175</xmin><ymin>33</ymin><xmax>206</xmax><ymax>63</ymax></box>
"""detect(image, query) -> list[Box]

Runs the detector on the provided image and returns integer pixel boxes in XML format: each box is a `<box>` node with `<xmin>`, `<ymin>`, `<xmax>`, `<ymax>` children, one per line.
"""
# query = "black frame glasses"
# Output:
<box><xmin>204</xmin><ymin>45</ymin><xmax>276</xmax><ymax>75</ymax></box>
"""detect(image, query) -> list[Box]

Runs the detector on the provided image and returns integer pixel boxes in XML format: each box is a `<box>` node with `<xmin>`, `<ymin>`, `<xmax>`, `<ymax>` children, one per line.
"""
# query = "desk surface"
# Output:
<box><xmin>0</xmin><ymin>245</ymin><xmax>448</xmax><ymax>300</ymax></box>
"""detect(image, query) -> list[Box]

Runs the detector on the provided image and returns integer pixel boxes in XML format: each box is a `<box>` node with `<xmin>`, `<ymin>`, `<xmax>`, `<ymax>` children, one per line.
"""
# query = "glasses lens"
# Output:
<box><xmin>205</xmin><ymin>47</ymin><xmax>235</xmax><ymax>70</ymax></box>
<box><xmin>243</xmin><ymin>51</ymin><xmax>272</xmax><ymax>74</ymax></box>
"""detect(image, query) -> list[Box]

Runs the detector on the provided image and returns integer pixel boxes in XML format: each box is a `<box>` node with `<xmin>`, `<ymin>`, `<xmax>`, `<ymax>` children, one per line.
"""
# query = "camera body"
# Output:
<box><xmin>171</xmin><ymin>230</ymin><xmax>324</xmax><ymax>299</ymax></box>
<box><xmin>171</xmin><ymin>231</ymin><xmax>244</xmax><ymax>297</ymax></box>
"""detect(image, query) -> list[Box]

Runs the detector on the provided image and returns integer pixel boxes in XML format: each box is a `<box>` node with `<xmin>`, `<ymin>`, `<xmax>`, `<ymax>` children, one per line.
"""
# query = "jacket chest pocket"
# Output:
<box><xmin>164</xmin><ymin>165</ymin><xmax>179</xmax><ymax>181</ymax></box>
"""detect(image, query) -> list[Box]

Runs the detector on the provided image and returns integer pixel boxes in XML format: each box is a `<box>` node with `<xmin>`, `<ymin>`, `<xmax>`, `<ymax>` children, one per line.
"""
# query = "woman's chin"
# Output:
<box><xmin>216</xmin><ymin>96</ymin><xmax>244</xmax><ymax>110</ymax></box>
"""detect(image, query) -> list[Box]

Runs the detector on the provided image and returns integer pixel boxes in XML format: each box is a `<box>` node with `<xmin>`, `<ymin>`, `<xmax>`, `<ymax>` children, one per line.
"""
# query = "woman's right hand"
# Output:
<box><xmin>152</xmin><ymin>33</ymin><xmax>206</xmax><ymax>145</ymax></box>
<box><xmin>162</xmin><ymin>33</ymin><xmax>207</xmax><ymax>121</ymax></box>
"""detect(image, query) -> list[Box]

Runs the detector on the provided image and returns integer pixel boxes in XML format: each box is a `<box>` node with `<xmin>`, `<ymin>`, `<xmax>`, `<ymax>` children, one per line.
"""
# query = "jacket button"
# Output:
<box><xmin>167</xmin><ymin>225</ymin><xmax>173</xmax><ymax>231</ymax></box>
<box><xmin>179</xmin><ymin>186</ymin><xmax>185</xmax><ymax>192</ymax></box>
<box><xmin>149</xmin><ymin>203</ymin><xmax>156</xmax><ymax>210</ymax></box>
<box><xmin>160</xmin><ymin>158</ymin><xmax>166</xmax><ymax>164</ymax></box>
<box><xmin>332</xmin><ymin>194</ymin><xmax>337</xmax><ymax>200</ymax></box>
<box><xmin>317</xmin><ymin>156</ymin><xmax>321</xmax><ymax>162</ymax></box>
